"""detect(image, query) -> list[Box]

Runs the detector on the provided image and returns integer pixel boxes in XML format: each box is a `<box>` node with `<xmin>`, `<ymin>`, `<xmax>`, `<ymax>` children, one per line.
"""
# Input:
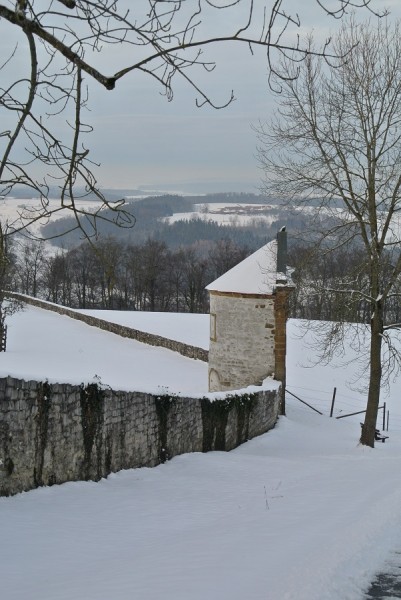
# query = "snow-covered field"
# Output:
<box><xmin>163</xmin><ymin>202</ymin><xmax>279</xmax><ymax>227</ymax></box>
<box><xmin>1</xmin><ymin>306</ymin><xmax>209</xmax><ymax>395</ymax></box>
<box><xmin>162</xmin><ymin>201</ymin><xmax>401</xmax><ymax>246</ymax></box>
<box><xmin>1</xmin><ymin>306</ymin><xmax>401</xmax><ymax>600</ymax></box>
<box><xmin>0</xmin><ymin>196</ymin><xmax>102</xmax><ymax>237</ymax></box>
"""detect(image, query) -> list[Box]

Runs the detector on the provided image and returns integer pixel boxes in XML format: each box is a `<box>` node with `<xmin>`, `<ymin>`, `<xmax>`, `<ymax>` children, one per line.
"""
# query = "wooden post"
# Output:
<box><xmin>330</xmin><ymin>387</ymin><xmax>337</xmax><ymax>417</ymax></box>
<box><xmin>383</xmin><ymin>402</ymin><xmax>386</xmax><ymax>431</ymax></box>
<box><xmin>387</xmin><ymin>410</ymin><xmax>389</xmax><ymax>432</ymax></box>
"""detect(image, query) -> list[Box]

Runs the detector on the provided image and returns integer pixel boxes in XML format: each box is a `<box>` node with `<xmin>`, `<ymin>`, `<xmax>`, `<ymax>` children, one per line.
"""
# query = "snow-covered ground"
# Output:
<box><xmin>0</xmin><ymin>196</ymin><xmax>102</xmax><ymax>237</ymax></box>
<box><xmin>76</xmin><ymin>309</ymin><xmax>210</xmax><ymax>350</ymax></box>
<box><xmin>162</xmin><ymin>202</ymin><xmax>279</xmax><ymax>227</ymax></box>
<box><xmin>1</xmin><ymin>306</ymin><xmax>209</xmax><ymax>395</ymax></box>
<box><xmin>1</xmin><ymin>306</ymin><xmax>401</xmax><ymax>600</ymax></box>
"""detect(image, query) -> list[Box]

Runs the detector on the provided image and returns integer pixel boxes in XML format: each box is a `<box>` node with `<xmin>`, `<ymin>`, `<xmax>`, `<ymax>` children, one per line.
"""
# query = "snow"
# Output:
<box><xmin>0</xmin><ymin>305</ymin><xmax>209</xmax><ymax>395</ymax></box>
<box><xmin>162</xmin><ymin>202</ymin><xmax>279</xmax><ymax>227</ymax></box>
<box><xmin>163</xmin><ymin>211</ymin><xmax>276</xmax><ymax>227</ymax></box>
<box><xmin>76</xmin><ymin>309</ymin><xmax>210</xmax><ymax>350</ymax></box>
<box><xmin>2</xmin><ymin>307</ymin><xmax>401</xmax><ymax>599</ymax></box>
<box><xmin>206</xmin><ymin>239</ymin><xmax>280</xmax><ymax>294</ymax></box>
<box><xmin>0</xmin><ymin>196</ymin><xmax>101</xmax><ymax>237</ymax></box>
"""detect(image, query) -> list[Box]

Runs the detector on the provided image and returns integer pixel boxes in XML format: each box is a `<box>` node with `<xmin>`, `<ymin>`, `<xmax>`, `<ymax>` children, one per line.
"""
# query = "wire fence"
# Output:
<box><xmin>285</xmin><ymin>384</ymin><xmax>394</xmax><ymax>431</ymax></box>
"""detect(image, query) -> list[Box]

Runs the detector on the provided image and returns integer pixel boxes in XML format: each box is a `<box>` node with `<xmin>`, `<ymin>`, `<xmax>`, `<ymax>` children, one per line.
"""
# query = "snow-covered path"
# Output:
<box><xmin>2</xmin><ymin>406</ymin><xmax>401</xmax><ymax>600</ymax></box>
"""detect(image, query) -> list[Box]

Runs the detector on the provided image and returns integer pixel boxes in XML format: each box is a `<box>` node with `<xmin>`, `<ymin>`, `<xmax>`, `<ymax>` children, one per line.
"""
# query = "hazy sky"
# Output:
<box><xmin>2</xmin><ymin>0</ymin><xmax>400</xmax><ymax>194</ymax></box>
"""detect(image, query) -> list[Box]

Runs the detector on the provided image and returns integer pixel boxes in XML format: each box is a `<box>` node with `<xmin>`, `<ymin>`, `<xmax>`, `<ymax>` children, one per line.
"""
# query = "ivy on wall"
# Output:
<box><xmin>80</xmin><ymin>383</ymin><xmax>105</xmax><ymax>480</ymax></box>
<box><xmin>201</xmin><ymin>393</ymin><xmax>259</xmax><ymax>452</ymax></box>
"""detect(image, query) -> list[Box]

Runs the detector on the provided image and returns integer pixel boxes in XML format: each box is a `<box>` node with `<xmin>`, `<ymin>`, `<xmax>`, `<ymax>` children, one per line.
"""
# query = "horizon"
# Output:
<box><xmin>1</xmin><ymin>2</ymin><xmax>397</xmax><ymax>193</ymax></box>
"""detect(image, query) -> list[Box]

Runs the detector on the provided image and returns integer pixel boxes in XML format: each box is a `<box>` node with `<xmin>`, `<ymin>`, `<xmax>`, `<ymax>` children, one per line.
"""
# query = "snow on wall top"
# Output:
<box><xmin>206</xmin><ymin>239</ymin><xmax>281</xmax><ymax>295</ymax></box>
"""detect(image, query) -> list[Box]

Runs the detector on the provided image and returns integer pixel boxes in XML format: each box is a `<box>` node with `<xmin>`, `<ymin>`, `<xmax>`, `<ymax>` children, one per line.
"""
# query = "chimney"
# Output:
<box><xmin>276</xmin><ymin>227</ymin><xmax>287</xmax><ymax>277</ymax></box>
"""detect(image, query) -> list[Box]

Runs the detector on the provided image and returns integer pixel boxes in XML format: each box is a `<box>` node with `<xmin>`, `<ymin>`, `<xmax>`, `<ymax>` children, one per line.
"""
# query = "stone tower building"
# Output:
<box><xmin>206</xmin><ymin>231</ymin><xmax>293</xmax><ymax>406</ymax></box>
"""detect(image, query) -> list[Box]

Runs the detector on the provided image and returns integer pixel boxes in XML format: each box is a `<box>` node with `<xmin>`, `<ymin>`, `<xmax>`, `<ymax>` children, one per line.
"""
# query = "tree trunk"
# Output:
<box><xmin>0</xmin><ymin>307</ymin><xmax>6</xmax><ymax>352</ymax></box>
<box><xmin>0</xmin><ymin>323</ymin><xmax>6</xmax><ymax>352</ymax></box>
<box><xmin>360</xmin><ymin>305</ymin><xmax>383</xmax><ymax>447</ymax></box>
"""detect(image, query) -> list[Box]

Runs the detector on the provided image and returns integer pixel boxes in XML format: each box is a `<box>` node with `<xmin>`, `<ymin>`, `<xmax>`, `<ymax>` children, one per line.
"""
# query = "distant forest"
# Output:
<box><xmin>11</xmin><ymin>228</ymin><xmax>401</xmax><ymax>325</ymax></box>
<box><xmin>42</xmin><ymin>192</ymin><xmax>305</xmax><ymax>252</ymax></box>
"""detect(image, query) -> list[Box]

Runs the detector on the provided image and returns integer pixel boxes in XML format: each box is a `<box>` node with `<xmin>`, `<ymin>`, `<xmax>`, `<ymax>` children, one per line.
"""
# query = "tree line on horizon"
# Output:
<box><xmin>6</xmin><ymin>233</ymin><xmax>401</xmax><ymax>328</ymax></box>
<box><xmin>8</xmin><ymin>237</ymin><xmax>250</xmax><ymax>314</ymax></box>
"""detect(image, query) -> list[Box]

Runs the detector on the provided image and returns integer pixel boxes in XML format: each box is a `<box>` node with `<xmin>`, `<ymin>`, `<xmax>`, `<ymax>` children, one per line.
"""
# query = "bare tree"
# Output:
<box><xmin>288</xmin><ymin>242</ymin><xmax>373</xmax><ymax>323</ymax></box>
<box><xmin>15</xmin><ymin>239</ymin><xmax>46</xmax><ymax>296</ymax></box>
<box><xmin>181</xmin><ymin>246</ymin><xmax>209</xmax><ymax>313</ymax></box>
<box><xmin>0</xmin><ymin>1</ymin><xmax>381</xmax><ymax>239</ymax></box>
<box><xmin>208</xmin><ymin>238</ymin><xmax>250</xmax><ymax>280</ymax></box>
<box><xmin>257</xmin><ymin>18</ymin><xmax>401</xmax><ymax>447</ymax></box>
<box><xmin>42</xmin><ymin>251</ymin><xmax>73</xmax><ymax>305</ymax></box>
<box><xmin>0</xmin><ymin>223</ymin><xmax>20</xmax><ymax>351</ymax></box>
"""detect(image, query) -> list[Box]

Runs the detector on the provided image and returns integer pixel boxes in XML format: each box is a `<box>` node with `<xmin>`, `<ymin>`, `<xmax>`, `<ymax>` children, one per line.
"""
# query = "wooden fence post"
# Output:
<box><xmin>330</xmin><ymin>387</ymin><xmax>337</xmax><ymax>417</ymax></box>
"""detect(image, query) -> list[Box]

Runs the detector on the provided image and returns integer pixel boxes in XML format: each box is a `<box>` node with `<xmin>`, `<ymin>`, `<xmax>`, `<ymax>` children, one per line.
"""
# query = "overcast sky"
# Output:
<box><xmin>2</xmin><ymin>0</ymin><xmax>400</xmax><ymax>195</ymax></box>
<box><xmin>87</xmin><ymin>0</ymin><xmax>337</xmax><ymax>193</ymax></box>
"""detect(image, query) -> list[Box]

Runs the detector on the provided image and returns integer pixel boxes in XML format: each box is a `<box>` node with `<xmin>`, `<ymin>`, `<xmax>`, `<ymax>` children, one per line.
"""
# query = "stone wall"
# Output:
<box><xmin>0</xmin><ymin>376</ymin><xmax>280</xmax><ymax>497</ymax></box>
<box><xmin>208</xmin><ymin>292</ymin><xmax>276</xmax><ymax>392</ymax></box>
<box><xmin>6</xmin><ymin>292</ymin><xmax>208</xmax><ymax>362</ymax></box>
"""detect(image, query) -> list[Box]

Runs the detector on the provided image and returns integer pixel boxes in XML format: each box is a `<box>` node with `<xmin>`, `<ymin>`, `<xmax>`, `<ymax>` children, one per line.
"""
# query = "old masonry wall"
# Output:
<box><xmin>208</xmin><ymin>292</ymin><xmax>276</xmax><ymax>392</ymax></box>
<box><xmin>0</xmin><ymin>376</ymin><xmax>280</xmax><ymax>497</ymax></box>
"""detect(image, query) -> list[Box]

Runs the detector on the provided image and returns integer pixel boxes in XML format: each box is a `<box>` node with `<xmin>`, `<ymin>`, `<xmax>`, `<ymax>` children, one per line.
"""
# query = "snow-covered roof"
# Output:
<box><xmin>206</xmin><ymin>239</ymin><xmax>284</xmax><ymax>295</ymax></box>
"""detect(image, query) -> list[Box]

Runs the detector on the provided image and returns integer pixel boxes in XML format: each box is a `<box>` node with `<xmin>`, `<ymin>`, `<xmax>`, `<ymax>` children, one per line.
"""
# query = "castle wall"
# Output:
<box><xmin>208</xmin><ymin>292</ymin><xmax>276</xmax><ymax>392</ymax></box>
<box><xmin>0</xmin><ymin>376</ymin><xmax>280</xmax><ymax>497</ymax></box>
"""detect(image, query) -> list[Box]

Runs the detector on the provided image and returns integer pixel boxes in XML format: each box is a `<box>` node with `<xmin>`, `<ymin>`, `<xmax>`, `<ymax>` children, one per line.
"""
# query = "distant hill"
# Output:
<box><xmin>3</xmin><ymin>186</ymin><xmax>162</xmax><ymax>201</ymax></box>
<box><xmin>41</xmin><ymin>192</ymin><xmax>313</xmax><ymax>250</ymax></box>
